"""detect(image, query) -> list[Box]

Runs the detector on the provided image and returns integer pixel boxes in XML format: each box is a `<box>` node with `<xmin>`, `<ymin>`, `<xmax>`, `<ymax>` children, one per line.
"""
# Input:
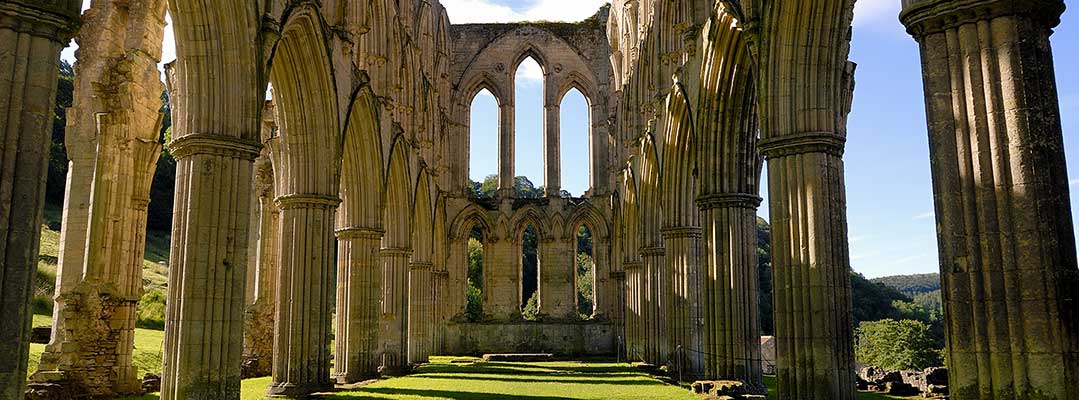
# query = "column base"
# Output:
<box><xmin>266</xmin><ymin>382</ymin><xmax>334</xmax><ymax>398</ymax></box>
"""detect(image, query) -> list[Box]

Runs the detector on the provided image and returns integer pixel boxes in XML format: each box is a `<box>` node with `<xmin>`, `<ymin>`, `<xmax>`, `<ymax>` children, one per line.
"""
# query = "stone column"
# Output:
<box><xmin>901</xmin><ymin>1</ymin><xmax>1078</xmax><ymax>398</ymax></box>
<box><xmin>0</xmin><ymin>2</ymin><xmax>77</xmax><ymax>397</ymax></box>
<box><xmin>661</xmin><ymin>226</ymin><xmax>703</xmax><ymax>379</ymax></box>
<box><xmin>592</xmin><ymin>239</ymin><xmax>613</xmax><ymax>319</ymax></box>
<box><xmin>379</xmin><ymin>247</ymin><xmax>412</xmax><ymax>373</ymax></box>
<box><xmin>432</xmin><ymin>269</ymin><xmax>449</xmax><ymax>353</ymax></box>
<box><xmin>498</xmin><ymin>102</ymin><xmax>515</xmax><ymax>196</ymax></box>
<box><xmin>242</xmin><ymin>156</ymin><xmax>277</xmax><ymax>379</ymax></box>
<box><xmin>624</xmin><ymin>261</ymin><xmax>643</xmax><ymax>360</ymax></box>
<box><xmin>334</xmin><ymin>228</ymin><xmax>383</xmax><ymax>383</ymax></box>
<box><xmin>267</xmin><ymin>194</ymin><xmax>339</xmax><ymax>397</ymax></box>
<box><xmin>759</xmin><ymin>135</ymin><xmax>854</xmax><ymax>400</ymax></box>
<box><xmin>540</xmin><ymin>236</ymin><xmax>574</xmax><ymax>318</ymax></box>
<box><xmin>697</xmin><ymin>194</ymin><xmax>763</xmax><ymax>389</ymax></box>
<box><xmin>484</xmin><ymin>238</ymin><xmax>518</xmax><ymax>320</ymax></box>
<box><xmin>544</xmin><ymin>102</ymin><xmax>561</xmax><ymax>196</ymax></box>
<box><xmin>408</xmin><ymin>261</ymin><xmax>433</xmax><ymax>364</ymax></box>
<box><xmin>640</xmin><ymin>246</ymin><xmax>667</xmax><ymax>364</ymax></box>
<box><xmin>161</xmin><ymin>134</ymin><xmax>261</xmax><ymax>400</ymax></box>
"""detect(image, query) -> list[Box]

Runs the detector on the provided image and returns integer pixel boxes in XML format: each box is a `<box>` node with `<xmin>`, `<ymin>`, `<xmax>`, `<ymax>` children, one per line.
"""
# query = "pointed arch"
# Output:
<box><xmin>339</xmin><ymin>84</ymin><xmax>384</xmax><ymax>230</ymax></box>
<box><xmin>565</xmin><ymin>202</ymin><xmax>610</xmax><ymax>240</ymax></box>
<box><xmin>411</xmin><ymin>168</ymin><xmax>435</xmax><ymax>263</ymax></box>
<box><xmin>383</xmin><ymin>135</ymin><xmax>413</xmax><ymax>248</ymax></box>
<box><xmin>510</xmin><ymin>205</ymin><xmax>552</xmax><ymax>244</ymax></box>
<box><xmin>267</xmin><ymin>6</ymin><xmax>342</xmax><ymax>196</ymax></box>
<box><xmin>660</xmin><ymin>82</ymin><xmax>698</xmax><ymax>228</ymax></box>
<box><xmin>637</xmin><ymin>134</ymin><xmax>663</xmax><ymax>248</ymax></box>
<box><xmin>621</xmin><ymin>167</ymin><xmax>641</xmax><ymax>264</ymax></box>
<box><xmin>449</xmin><ymin>203</ymin><xmax>495</xmax><ymax>241</ymax></box>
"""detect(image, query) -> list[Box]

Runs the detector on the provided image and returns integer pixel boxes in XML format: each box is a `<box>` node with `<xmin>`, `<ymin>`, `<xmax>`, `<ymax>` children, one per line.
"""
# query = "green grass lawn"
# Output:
<box><xmin>28</xmin><ymin>314</ymin><xmax>165</xmax><ymax>378</ymax></box>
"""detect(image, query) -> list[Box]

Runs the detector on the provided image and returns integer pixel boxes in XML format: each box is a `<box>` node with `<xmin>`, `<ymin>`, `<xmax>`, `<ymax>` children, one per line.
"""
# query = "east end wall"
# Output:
<box><xmin>443</xmin><ymin>321</ymin><xmax>618</xmax><ymax>356</ymax></box>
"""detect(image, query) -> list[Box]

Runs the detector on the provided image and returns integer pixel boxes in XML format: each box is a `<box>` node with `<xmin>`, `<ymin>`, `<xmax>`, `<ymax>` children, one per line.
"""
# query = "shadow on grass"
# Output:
<box><xmin>332</xmin><ymin>387</ymin><xmax>576</xmax><ymax>400</ymax></box>
<box><xmin>414</xmin><ymin>373</ymin><xmax>668</xmax><ymax>385</ymax></box>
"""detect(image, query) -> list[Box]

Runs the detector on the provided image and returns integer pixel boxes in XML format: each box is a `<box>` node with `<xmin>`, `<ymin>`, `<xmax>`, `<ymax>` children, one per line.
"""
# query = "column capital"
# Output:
<box><xmin>639</xmin><ymin>246</ymin><xmax>665</xmax><ymax>256</ymax></box>
<box><xmin>274</xmin><ymin>194</ymin><xmax>341</xmax><ymax>210</ymax></box>
<box><xmin>409</xmin><ymin>261</ymin><xmax>434</xmax><ymax>270</ymax></box>
<box><xmin>0</xmin><ymin>1</ymin><xmax>79</xmax><ymax>41</ymax></box>
<box><xmin>623</xmin><ymin>261</ymin><xmax>643</xmax><ymax>270</ymax></box>
<box><xmin>169</xmin><ymin>133</ymin><xmax>263</xmax><ymax>161</ymax></box>
<box><xmin>659</xmin><ymin>226</ymin><xmax>702</xmax><ymax>239</ymax></box>
<box><xmin>696</xmin><ymin>193</ymin><xmax>762</xmax><ymax>210</ymax></box>
<box><xmin>379</xmin><ymin>247</ymin><xmax>413</xmax><ymax>257</ymax></box>
<box><xmin>335</xmin><ymin>227</ymin><xmax>384</xmax><ymax>240</ymax></box>
<box><xmin>900</xmin><ymin>0</ymin><xmax>1064</xmax><ymax>38</ymax></box>
<box><xmin>757</xmin><ymin>131</ymin><xmax>845</xmax><ymax>159</ymax></box>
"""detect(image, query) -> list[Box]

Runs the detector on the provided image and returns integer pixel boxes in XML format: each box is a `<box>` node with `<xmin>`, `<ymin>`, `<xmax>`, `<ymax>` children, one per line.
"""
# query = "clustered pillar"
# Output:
<box><xmin>0</xmin><ymin>1</ymin><xmax>77</xmax><ymax>398</ymax></box>
<box><xmin>267</xmin><ymin>194</ymin><xmax>339</xmax><ymax>397</ymax></box>
<box><xmin>379</xmin><ymin>247</ymin><xmax>413</xmax><ymax>373</ymax></box>
<box><xmin>901</xmin><ymin>0</ymin><xmax>1079</xmax><ymax>398</ymax></box>
<box><xmin>31</xmin><ymin>1</ymin><xmax>166</xmax><ymax>396</ymax></box>
<box><xmin>660</xmin><ymin>226</ymin><xmax>703</xmax><ymax>378</ymax></box>
<box><xmin>759</xmin><ymin>136</ymin><xmax>855</xmax><ymax>400</ymax></box>
<box><xmin>697</xmin><ymin>194</ymin><xmax>763</xmax><ymax>389</ymax></box>
<box><xmin>408</xmin><ymin>261</ymin><xmax>434</xmax><ymax>364</ymax></box>
<box><xmin>334</xmin><ymin>228</ymin><xmax>384</xmax><ymax>383</ymax></box>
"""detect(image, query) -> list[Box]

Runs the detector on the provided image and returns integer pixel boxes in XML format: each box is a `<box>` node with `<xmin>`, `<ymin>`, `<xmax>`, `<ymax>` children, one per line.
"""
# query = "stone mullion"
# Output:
<box><xmin>498</xmin><ymin>102</ymin><xmax>515</xmax><ymax>196</ymax></box>
<box><xmin>408</xmin><ymin>261</ymin><xmax>433</xmax><ymax>364</ymax></box>
<box><xmin>334</xmin><ymin>229</ymin><xmax>383</xmax><ymax>383</ymax></box>
<box><xmin>0</xmin><ymin>2</ymin><xmax>75</xmax><ymax>396</ymax></box>
<box><xmin>697</xmin><ymin>194</ymin><xmax>763</xmax><ymax>389</ymax></box>
<box><xmin>268</xmin><ymin>196</ymin><xmax>338</xmax><ymax>397</ymax></box>
<box><xmin>379</xmin><ymin>247</ymin><xmax>413</xmax><ymax>372</ymax></box>
<box><xmin>661</xmin><ymin>227</ymin><xmax>703</xmax><ymax>378</ymax></box>
<box><xmin>544</xmin><ymin>102</ymin><xmax>561</xmax><ymax>196</ymax></box>
<box><xmin>592</xmin><ymin>240</ymin><xmax>612</xmax><ymax>319</ymax></box>
<box><xmin>763</xmin><ymin>148</ymin><xmax>854</xmax><ymax>400</ymax></box>
<box><xmin>902</xmin><ymin>1</ymin><xmax>1078</xmax><ymax>398</ymax></box>
<box><xmin>161</xmin><ymin>141</ymin><xmax>259</xmax><ymax>400</ymax></box>
<box><xmin>432</xmin><ymin>269</ymin><xmax>449</xmax><ymax>353</ymax></box>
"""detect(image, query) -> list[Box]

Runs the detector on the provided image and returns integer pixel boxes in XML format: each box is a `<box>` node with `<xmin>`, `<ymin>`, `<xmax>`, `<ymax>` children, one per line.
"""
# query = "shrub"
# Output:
<box><xmin>855</xmin><ymin>318</ymin><xmax>943</xmax><ymax>370</ymax></box>
<box><xmin>137</xmin><ymin>288</ymin><xmax>167</xmax><ymax>330</ymax></box>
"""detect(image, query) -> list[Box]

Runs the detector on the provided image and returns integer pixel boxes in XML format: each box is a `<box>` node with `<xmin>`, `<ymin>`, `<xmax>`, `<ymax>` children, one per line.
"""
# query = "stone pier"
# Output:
<box><xmin>32</xmin><ymin>0</ymin><xmax>166</xmax><ymax>396</ymax></box>
<box><xmin>335</xmin><ymin>228</ymin><xmax>384</xmax><ymax>382</ymax></box>
<box><xmin>0</xmin><ymin>1</ymin><xmax>77</xmax><ymax>398</ymax></box>
<box><xmin>380</xmin><ymin>247</ymin><xmax>413</xmax><ymax>372</ymax></box>
<box><xmin>902</xmin><ymin>0</ymin><xmax>1079</xmax><ymax>398</ymax></box>
<box><xmin>242</xmin><ymin>154</ymin><xmax>278</xmax><ymax>378</ymax></box>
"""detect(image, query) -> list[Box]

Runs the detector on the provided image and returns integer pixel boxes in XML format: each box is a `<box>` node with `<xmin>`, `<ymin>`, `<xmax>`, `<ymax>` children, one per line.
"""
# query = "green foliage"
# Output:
<box><xmin>871</xmin><ymin>273</ymin><xmax>941</xmax><ymax>296</ymax></box>
<box><xmin>576</xmin><ymin>253</ymin><xmax>594</xmax><ymax>317</ymax></box>
<box><xmin>912</xmin><ymin>290</ymin><xmax>941</xmax><ymax>312</ymax></box>
<box><xmin>520</xmin><ymin>226</ymin><xmax>539</xmax><ymax>311</ymax></box>
<box><xmin>466</xmin><ymin>236</ymin><xmax>484</xmax><ymax>322</ymax></box>
<box><xmin>522</xmin><ymin>291</ymin><xmax>540</xmax><ymax>321</ymax></box>
<box><xmin>470</xmin><ymin>175</ymin><xmax>546</xmax><ymax>198</ymax></box>
<box><xmin>136</xmin><ymin>288</ymin><xmax>167</xmax><ymax>330</ymax></box>
<box><xmin>855</xmin><ymin>319</ymin><xmax>944</xmax><ymax>371</ymax></box>
<box><xmin>850</xmin><ymin>272</ymin><xmax>912</xmax><ymax>325</ymax></box>
<box><xmin>756</xmin><ymin>217</ymin><xmax>773</xmax><ymax>335</ymax></box>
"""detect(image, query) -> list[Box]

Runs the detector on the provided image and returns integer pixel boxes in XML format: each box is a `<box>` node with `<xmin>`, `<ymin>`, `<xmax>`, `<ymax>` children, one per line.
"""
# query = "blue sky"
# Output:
<box><xmin>62</xmin><ymin>0</ymin><xmax>1079</xmax><ymax>279</ymax></box>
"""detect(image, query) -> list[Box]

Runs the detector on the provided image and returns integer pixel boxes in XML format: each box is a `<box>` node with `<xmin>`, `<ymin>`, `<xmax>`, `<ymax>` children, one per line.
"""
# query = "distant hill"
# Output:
<box><xmin>871</xmin><ymin>273</ymin><xmax>941</xmax><ymax>296</ymax></box>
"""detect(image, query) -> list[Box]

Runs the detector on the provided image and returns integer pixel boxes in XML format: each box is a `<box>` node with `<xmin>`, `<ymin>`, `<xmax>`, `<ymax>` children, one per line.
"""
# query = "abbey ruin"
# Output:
<box><xmin>0</xmin><ymin>0</ymin><xmax>1076</xmax><ymax>399</ymax></box>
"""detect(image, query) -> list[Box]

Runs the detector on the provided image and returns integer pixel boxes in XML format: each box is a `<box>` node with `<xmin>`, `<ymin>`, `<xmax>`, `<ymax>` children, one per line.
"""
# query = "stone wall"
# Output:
<box><xmin>443</xmin><ymin>321</ymin><xmax>617</xmax><ymax>356</ymax></box>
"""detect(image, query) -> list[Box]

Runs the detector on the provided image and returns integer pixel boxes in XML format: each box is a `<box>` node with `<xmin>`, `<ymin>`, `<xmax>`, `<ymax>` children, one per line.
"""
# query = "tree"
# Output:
<box><xmin>855</xmin><ymin>318</ymin><xmax>944</xmax><ymax>370</ymax></box>
<box><xmin>576</xmin><ymin>252</ymin><xmax>594</xmax><ymax>317</ymax></box>
<box><xmin>466</xmin><ymin>236</ymin><xmax>484</xmax><ymax>322</ymax></box>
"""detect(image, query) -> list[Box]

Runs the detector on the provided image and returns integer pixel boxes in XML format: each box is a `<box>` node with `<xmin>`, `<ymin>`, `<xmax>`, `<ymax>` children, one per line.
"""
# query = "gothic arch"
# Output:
<box><xmin>660</xmin><ymin>82</ymin><xmax>698</xmax><ymax>228</ymax></box>
<box><xmin>565</xmin><ymin>202</ymin><xmax>610</xmax><ymax>240</ymax></box>
<box><xmin>267</xmin><ymin>7</ymin><xmax>342</xmax><ymax>196</ymax></box>
<box><xmin>637</xmin><ymin>134</ymin><xmax>662</xmax><ymax>248</ymax></box>
<box><xmin>383</xmin><ymin>135</ymin><xmax>414</xmax><ymax>248</ymax></box>
<box><xmin>412</xmin><ymin>168</ymin><xmax>435</xmax><ymax>262</ymax></box>
<box><xmin>339</xmin><ymin>85</ymin><xmax>385</xmax><ymax>230</ymax></box>
<box><xmin>510</xmin><ymin>205</ymin><xmax>552</xmax><ymax>244</ymax></box>
<box><xmin>449</xmin><ymin>203</ymin><xmax>495</xmax><ymax>241</ymax></box>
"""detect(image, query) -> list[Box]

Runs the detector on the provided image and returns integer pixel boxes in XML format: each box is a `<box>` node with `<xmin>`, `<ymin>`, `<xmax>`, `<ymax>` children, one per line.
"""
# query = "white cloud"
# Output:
<box><xmin>852</xmin><ymin>0</ymin><xmax>901</xmax><ymax>27</ymax></box>
<box><xmin>913</xmin><ymin>211</ymin><xmax>934</xmax><ymax>220</ymax></box>
<box><xmin>442</xmin><ymin>0</ymin><xmax>608</xmax><ymax>24</ymax></box>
